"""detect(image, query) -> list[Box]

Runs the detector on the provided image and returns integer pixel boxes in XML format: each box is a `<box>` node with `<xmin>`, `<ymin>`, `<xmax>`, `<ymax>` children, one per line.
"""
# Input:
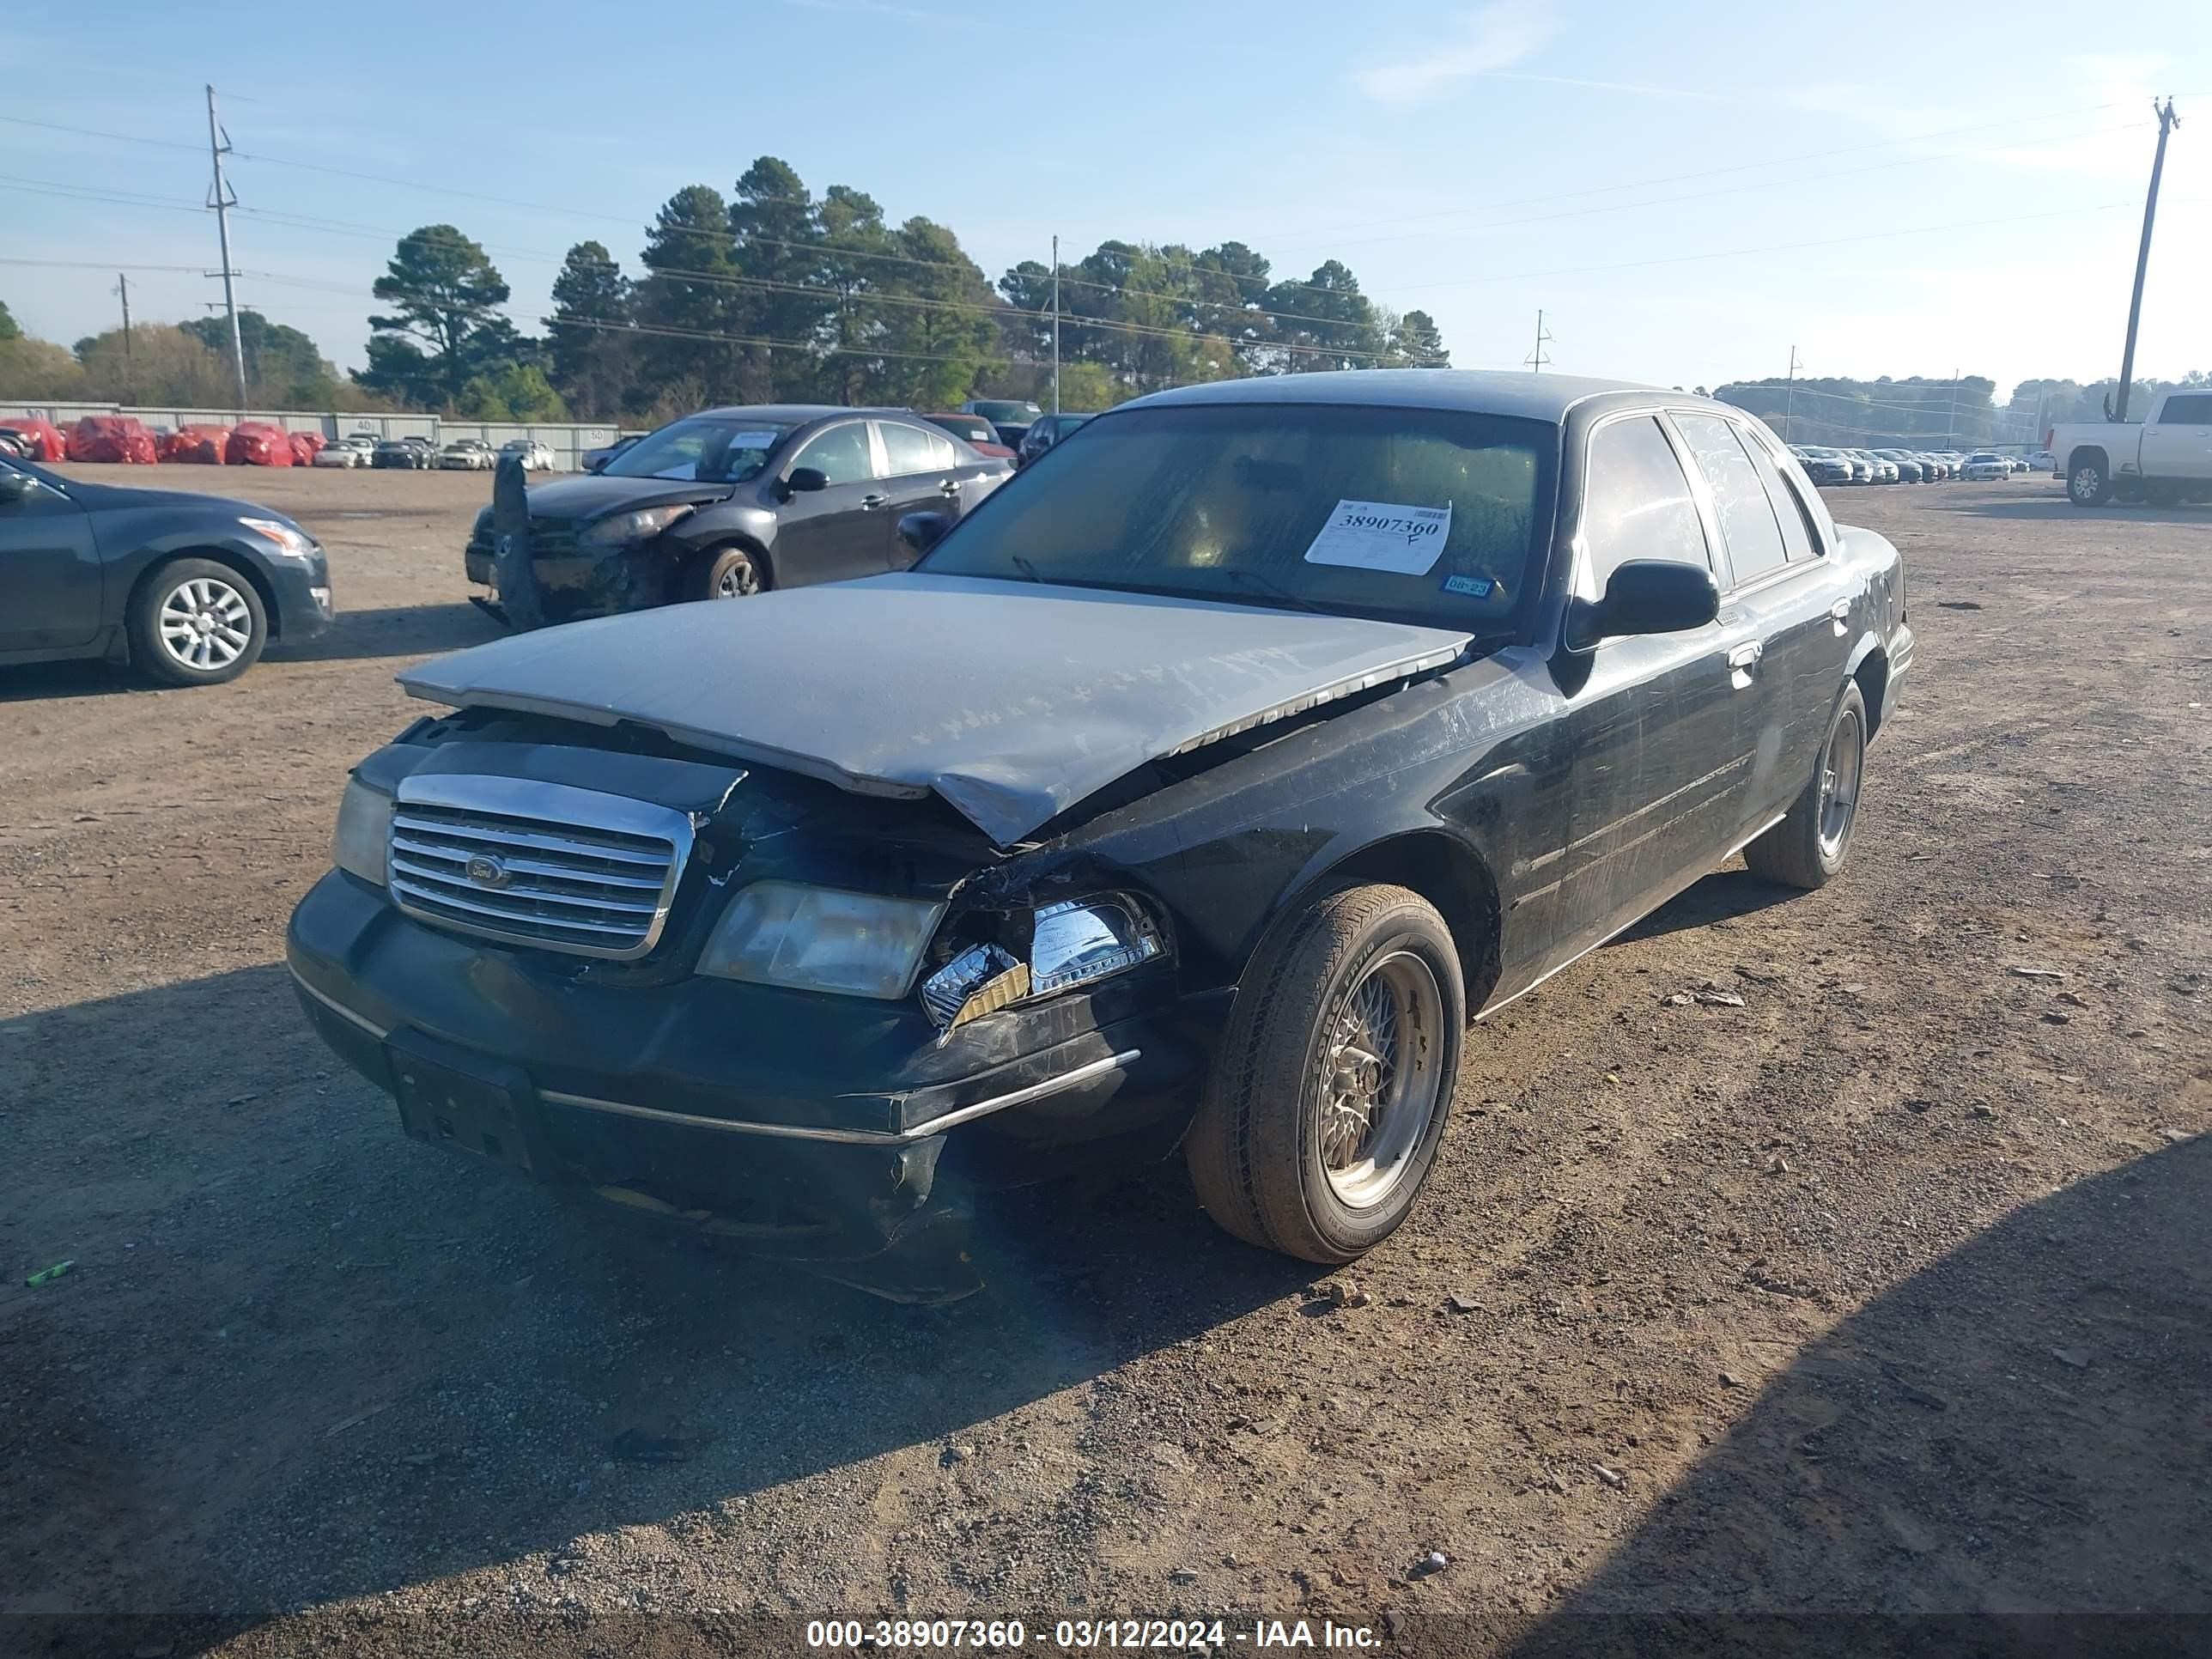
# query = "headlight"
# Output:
<box><xmin>240</xmin><ymin>517</ymin><xmax>317</xmax><ymax>558</ymax></box>
<box><xmin>582</xmin><ymin>504</ymin><xmax>696</xmax><ymax>547</ymax></box>
<box><xmin>920</xmin><ymin>894</ymin><xmax>1165</xmax><ymax>1031</ymax></box>
<box><xmin>698</xmin><ymin>881</ymin><xmax>945</xmax><ymax>999</ymax></box>
<box><xmin>331</xmin><ymin>779</ymin><xmax>392</xmax><ymax>887</ymax></box>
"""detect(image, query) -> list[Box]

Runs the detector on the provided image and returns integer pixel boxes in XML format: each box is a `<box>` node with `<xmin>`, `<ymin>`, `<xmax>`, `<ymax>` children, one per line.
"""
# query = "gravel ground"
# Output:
<box><xmin>1</xmin><ymin>465</ymin><xmax>2207</xmax><ymax>1657</ymax></box>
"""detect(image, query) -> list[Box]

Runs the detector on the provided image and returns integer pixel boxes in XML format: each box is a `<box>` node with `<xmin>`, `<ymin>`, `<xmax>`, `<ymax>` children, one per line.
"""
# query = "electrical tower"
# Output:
<box><xmin>2113</xmin><ymin>97</ymin><xmax>2180</xmax><ymax>422</ymax></box>
<box><xmin>204</xmin><ymin>84</ymin><xmax>248</xmax><ymax>410</ymax></box>
<box><xmin>1523</xmin><ymin>310</ymin><xmax>1552</xmax><ymax>373</ymax></box>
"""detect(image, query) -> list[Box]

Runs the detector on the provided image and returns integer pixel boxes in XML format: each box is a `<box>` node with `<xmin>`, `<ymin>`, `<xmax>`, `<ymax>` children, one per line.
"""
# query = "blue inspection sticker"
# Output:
<box><xmin>1441</xmin><ymin>574</ymin><xmax>1495</xmax><ymax>598</ymax></box>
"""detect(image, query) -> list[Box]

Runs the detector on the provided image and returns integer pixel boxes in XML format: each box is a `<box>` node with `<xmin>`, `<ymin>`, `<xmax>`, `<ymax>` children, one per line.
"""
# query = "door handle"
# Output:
<box><xmin>860</xmin><ymin>493</ymin><xmax>887</xmax><ymax>510</ymax></box>
<box><xmin>1829</xmin><ymin>599</ymin><xmax>1850</xmax><ymax>620</ymax></box>
<box><xmin>1727</xmin><ymin>641</ymin><xmax>1764</xmax><ymax>669</ymax></box>
<box><xmin>938</xmin><ymin>478</ymin><xmax>962</xmax><ymax>495</ymax></box>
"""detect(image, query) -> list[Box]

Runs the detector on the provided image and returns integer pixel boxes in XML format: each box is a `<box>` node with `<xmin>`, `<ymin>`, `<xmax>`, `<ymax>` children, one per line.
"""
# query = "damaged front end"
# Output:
<box><xmin>288</xmin><ymin>711</ymin><xmax>1208</xmax><ymax>1304</ymax></box>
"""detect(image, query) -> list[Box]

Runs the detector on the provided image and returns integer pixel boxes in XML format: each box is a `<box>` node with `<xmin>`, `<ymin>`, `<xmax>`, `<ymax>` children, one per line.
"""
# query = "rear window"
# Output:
<box><xmin>920</xmin><ymin>402</ymin><xmax>1554</xmax><ymax>631</ymax></box>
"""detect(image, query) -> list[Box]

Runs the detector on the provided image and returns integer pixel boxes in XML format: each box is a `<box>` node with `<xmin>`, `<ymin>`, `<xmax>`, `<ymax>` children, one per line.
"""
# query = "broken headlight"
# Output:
<box><xmin>921</xmin><ymin>895</ymin><xmax>1165</xmax><ymax>1031</ymax></box>
<box><xmin>331</xmin><ymin>778</ymin><xmax>392</xmax><ymax>887</ymax></box>
<box><xmin>581</xmin><ymin>503</ymin><xmax>696</xmax><ymax>547</ymax></box>
<box><xmin>698</xmin><ymin>880</ymin><xmax>945</xmax><ymax>999</ymax></box>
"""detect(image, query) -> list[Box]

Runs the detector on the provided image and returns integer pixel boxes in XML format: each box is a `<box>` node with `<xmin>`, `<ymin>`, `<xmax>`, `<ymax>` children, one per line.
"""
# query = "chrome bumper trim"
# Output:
<box><xmin>545</xmin><ymin>1048</ymin><xmax>1145</xmax><ymax>1146</ymax></box>
<box><xmin>292</xmin><ymin>961</ymin><xmax>1138</xmax><ymax>1146</ymax></box>
<box><xmin>291</xmin><ymin>969</ymin><xmax>390</xmax><ymax>1039</ymax></box>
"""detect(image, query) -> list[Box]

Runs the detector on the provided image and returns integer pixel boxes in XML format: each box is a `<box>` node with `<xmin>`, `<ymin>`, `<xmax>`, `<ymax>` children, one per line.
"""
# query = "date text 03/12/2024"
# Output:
<box><xmin>804</xmin><ymin>1619</ymin><xmax>1383</xmax><ymax>1650</ymax></box>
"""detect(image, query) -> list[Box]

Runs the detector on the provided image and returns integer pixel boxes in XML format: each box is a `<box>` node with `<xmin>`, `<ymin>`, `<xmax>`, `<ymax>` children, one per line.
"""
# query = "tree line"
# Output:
<box><xmin>1716</xmin><ymin>371</ymin><xmax>2209</xmax><ymax>449</ymax></box>
<box><xmin>351</xmin><ymin>155</ymin><xmax>1453</xmax><ymax>422</ymax></box>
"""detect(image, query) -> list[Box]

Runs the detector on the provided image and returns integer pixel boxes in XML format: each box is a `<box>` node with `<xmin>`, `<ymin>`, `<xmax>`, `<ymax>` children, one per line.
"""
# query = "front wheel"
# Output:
<box><xmin>129</xmin><ymin>558</ymin><xmax>267</xmax><ymax>686</ymax></box>
<box><xmin>1745</xmin><ymin>681</ymin><xmax>1867</xmax><ymax>890</ymax></box>
<box><xmin>694</xmin><ymin>544</ymin><xmax>769</xmax><ymax>600</ymax></box>
<box><xmin>2068</xmin><ymin>455</ymin><xmax>2112</xmax><ymax>507</ymax></box>
<box><xmin>1185</xmin><ymin>884</ymin><xmax>1465</xmax><ymax>1263</ymax></box>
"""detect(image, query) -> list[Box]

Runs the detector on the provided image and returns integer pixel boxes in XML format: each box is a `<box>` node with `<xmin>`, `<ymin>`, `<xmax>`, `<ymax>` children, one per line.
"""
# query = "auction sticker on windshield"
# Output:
<box><xmin>1303</xmin><ymin>500</ymin><xmax>1452</xmax><ymax>575</ymax></box>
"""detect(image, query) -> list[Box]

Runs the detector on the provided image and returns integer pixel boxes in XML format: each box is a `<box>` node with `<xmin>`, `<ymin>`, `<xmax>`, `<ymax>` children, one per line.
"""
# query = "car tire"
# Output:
<box><xmin>695</xmin><ymin>544</ymin><xmax>769</xmax><ymax>601</ymax></box>
<box><xmin>2068</xmin><ymin>455</ymin><xmax>2112</xmax><ymax>507</ymax></box>
<box><xmin>1184</xmin><ymin>883</ymin><xmax>1465</xmax><ymax>1265</ymax></box>
<box><xmin>129</xmin><ymin>557</ymin><xmax>268</xmax><ymax>687</ymax></box>
<box><xmin>1744</xmin><ymin>681</ymin><xmax>1868</xmax><ymax>890</ymax></box>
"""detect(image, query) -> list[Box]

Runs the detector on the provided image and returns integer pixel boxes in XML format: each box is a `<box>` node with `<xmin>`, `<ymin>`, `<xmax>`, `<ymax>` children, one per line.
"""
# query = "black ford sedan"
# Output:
<box><xmin>0</xmin><ymin>453</ymin><xmax>333</xmax><ymax>685</ymax></box>
<box><xmin>463</xmin><ymin>405</ymin><xmax>1012</xmax><ymax>622</ymax></box>
<box><xmin>290</xmin><ymin>370</ymin><xmax>1911</xmax><ymax>1299</ymax></box>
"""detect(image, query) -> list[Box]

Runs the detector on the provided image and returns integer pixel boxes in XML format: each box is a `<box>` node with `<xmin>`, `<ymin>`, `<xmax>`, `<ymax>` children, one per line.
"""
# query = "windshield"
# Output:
<box><xmin>602</xmin><ymin>416</ymin><xmax>793</xmax><ymax>483</ymax></box>
<box><xmin>917</xmin><ymin>402</ymin><xmax>1553</xmax><ymax>631</ymax></box>
<box><xmin>968</xmin><ymin>401</ymin><xmax>1041</xmax><ymax>424</ymax></box>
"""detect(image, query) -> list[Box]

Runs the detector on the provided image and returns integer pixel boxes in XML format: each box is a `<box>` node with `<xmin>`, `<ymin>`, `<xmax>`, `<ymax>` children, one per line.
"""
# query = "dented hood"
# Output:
<box><xmin>398</xmin><ymin>574</ymin><xmax>1469</xmax><ymax>845</ymax></box>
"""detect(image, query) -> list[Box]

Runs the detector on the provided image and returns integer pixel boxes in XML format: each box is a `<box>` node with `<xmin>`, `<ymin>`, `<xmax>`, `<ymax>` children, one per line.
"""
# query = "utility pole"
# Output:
<box><xmin>116</xmin><ymin>273</ymin><xmax>135</xmax><ymax>403</ymax></box>
<box><xmin>1523</xmin><ymin>309</ymin><xmax>1552</xmax><ymax>373</ymax></box>
<box><xmin>1784</xmin><ymin>344</ymin><xmax>1801</xmax><ymax>441</ymax></box>
<box><xmin>1049</xmin><ymin>234</ymin><xmax>1060</xmax><ymax>416</ymax></box>
<box><xmin>2113</xmin><ymin>97</ymin><xmax>2179</xmax><ymax>422</ymax></box>
<box><xmin>204</xmin><ymin>83</ymin><xmax>248</xmax><ymax>411</ymax></box>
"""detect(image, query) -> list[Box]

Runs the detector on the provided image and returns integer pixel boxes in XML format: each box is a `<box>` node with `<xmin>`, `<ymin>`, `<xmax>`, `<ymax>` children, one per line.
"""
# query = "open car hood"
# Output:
<box><xmin>398</xmin><ymin>573</ymin><xmax>1470</xmax><ymax>846</ymax></box>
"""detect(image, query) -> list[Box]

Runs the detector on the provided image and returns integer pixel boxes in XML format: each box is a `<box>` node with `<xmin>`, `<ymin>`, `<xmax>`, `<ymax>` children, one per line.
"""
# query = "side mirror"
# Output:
<box><xmin>897</xmin><ymin>510</ymin><xmax>951</xmax><ymax>555</ymax></box>
<box><xmin>0</xmin><ymin>471</ymin><xmax>32</xmax><ymax>504</ymax></box>
<box><xmin>582</xmin><ymin>455</ymin><xmax>605</xmax><ymax>473</ymax></box>
<box><xmin>1568</xmin><ymin>559</ymin><xmax>1719</xmax><ymax>649</ymax></box>
<box><xmin>784</xmin><ymin>466</ymin><xmax>829</xmax><ymax>495</ymax></box>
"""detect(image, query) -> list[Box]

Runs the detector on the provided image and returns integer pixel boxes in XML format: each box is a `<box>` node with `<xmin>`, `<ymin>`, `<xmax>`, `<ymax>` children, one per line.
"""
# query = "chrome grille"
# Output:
<box><xmin>387</xmin><ymin>775</ymin><xmax>694</xmax><ymax>960</ymax></box>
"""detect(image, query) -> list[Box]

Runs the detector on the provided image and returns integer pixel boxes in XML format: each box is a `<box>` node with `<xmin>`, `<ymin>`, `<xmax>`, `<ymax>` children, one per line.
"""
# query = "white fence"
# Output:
<box><xmin>1</xmin><ymin>401</ymin><xmax>622</xmax><ymax>472</ymax></box>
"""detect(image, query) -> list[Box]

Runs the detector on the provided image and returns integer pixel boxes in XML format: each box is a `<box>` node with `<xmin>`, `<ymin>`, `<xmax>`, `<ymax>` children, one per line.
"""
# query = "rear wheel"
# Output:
<box><xmin>2068</xmin><ymin>454</ymin><xmax>2112</xmax><ymax>507</ymax></box>
<box><xmin>1184</xmin><ymin>884</ymin><xmax>1464</xmax><ymax>1264</ymax></box>
<box><xmin>1745</xmin><ymin>682</ymin><xmax>1866</xmax><ymax>890</ymax></box>
<box><xmin>129</xmin><ymin>558</ymin><xmax>267</xmax><ymax>686</ymax></box>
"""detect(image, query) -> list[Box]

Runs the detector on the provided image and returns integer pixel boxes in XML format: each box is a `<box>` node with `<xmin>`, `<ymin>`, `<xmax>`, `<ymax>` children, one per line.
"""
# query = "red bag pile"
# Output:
<box><xmin>225</xmin><ymin>422</ymin><xmax>295</xmax><ymax>466</ymax></box>
<box><xmin>68</xmin><ymin>415</ymin><xmax>158</xmax><ymax>465</ymax></box>
<box><xmin>8</xmin><ymin>417</ymin><xmax>69</xmax><ymax>461</ymax></box>
<box><xmin>159</xmin><ymin>424</ymin><xmax>233</xmax><ymax>465</ymax></box>
<box><xmin>287</xmin><ymin>431</ymin><xmax>326</xmax><ymax>466</ymax></box>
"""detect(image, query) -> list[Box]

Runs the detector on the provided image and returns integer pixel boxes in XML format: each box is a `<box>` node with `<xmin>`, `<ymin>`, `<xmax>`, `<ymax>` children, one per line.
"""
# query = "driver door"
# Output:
<box><xmin>772</xmin><ymin>420</ymin><xmax>886</xmax><ymax>587</ymax></box>
<box><xmin>0</xmin><ymin>463</ymin><xmax>103</xmax><ymax>651</ymax></box>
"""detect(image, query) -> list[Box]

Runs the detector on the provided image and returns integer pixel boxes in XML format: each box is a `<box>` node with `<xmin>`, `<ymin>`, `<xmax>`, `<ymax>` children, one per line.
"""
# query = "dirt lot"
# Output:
<box><xmin>2</xmin><ymin>464</ymin><xmax>2207</xmax><ymax>1656</ymax></box>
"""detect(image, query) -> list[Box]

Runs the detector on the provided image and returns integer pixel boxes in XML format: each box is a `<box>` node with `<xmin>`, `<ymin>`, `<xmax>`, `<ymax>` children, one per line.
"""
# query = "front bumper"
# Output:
<box><xmin>266</xmin><ymin>557</ymin><xmax>335</xmax><ymax>642</ymax></box>
<box><xmin>286</xmin><ymin>871</ymin><xmax>1212</xmax><ymax>1290</ymax></box>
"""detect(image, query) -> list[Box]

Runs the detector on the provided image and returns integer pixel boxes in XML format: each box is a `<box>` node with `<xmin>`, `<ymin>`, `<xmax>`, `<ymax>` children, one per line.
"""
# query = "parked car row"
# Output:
<box><xmin>1787</xmin><ymin>444</ymin><xmax>2039</xmax><ymax>484</ymax></box>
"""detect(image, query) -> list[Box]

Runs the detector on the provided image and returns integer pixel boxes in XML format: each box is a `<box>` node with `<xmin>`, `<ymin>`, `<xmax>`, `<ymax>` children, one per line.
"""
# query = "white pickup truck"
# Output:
<box><xmin>2049</xmin><ymin>390</ymin><xmax>2212</xmax><ymax>507</ymax></box>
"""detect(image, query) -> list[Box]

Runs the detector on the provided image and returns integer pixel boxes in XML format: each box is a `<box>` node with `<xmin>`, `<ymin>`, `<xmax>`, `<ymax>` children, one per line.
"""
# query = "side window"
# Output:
<box><xmin>878</xmin><ymin>421</ymin><xmax>945</xmax><ymax>477</ymax></box>
<box><xmin>1735</xmin><ymin>427</ymin><xmax>1821</xmax><ymax>562</ymax></box>
<box><xmin>792</xmin><ymin>422</ymin><xmax>875</xmax><ymax>486</ymax></box>
<box><xmin>2158</xmin><ymin>393</ymin><xmax>2212</xmax><ymax>424</ymax></box>
<box><xmin>1579</xmin><ymin>416</ymin><xmax>1711</xmax><ymax>598</ymax></box>
<box><xmin>1672</xmin><ymin>412</ymin><xmax>1788</xmax><ymax>585</ymax></box>
<box><xmin>929</xmin><ymin>431</ymin><xmax>957</xmax><ymax>469</ymax></box>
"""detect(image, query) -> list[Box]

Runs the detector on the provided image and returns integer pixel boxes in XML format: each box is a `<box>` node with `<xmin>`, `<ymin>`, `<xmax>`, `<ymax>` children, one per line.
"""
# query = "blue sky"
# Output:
<box><xmin>3</xmin><ymin>0</ymin><xmax>2207</xmax><ymax>398</ymax></box>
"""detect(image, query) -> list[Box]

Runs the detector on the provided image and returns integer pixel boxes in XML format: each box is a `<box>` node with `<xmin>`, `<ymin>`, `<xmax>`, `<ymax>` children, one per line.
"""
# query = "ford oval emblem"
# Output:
<box><xmin>465</xmin><ymin>854</ymin><xmax>510</xmax><ymax>889</ymax></box>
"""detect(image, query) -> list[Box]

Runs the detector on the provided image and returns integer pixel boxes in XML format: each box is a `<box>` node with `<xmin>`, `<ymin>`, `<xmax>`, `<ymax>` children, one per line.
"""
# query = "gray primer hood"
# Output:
<box><xmin>398</xmin><ymin>573</ymin><xmax>1470</xmax><ymax>846</ymax></box>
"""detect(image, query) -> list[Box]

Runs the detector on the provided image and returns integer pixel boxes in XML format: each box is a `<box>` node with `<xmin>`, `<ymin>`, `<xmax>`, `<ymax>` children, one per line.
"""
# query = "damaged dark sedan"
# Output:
<box><xmin>462</xmin><ymin>404</ymin><xmax>1013</xmax><ymax>622</ymax></box>
<box><xmin>289</xmin><ymin>370</ymin><xmax>1913</xmax><ymax>1300</ymax></box>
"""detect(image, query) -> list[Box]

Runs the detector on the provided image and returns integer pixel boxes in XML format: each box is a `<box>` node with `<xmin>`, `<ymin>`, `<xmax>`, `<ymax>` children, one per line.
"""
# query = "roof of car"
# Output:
<box><xmin>1123</xmin><ymin>368</ymin><xmax>1673</xmax><ymax>423</ymax></box>
<box><xmin>694</xmin><ymin>404</ymin><xmax>915</xmax><ymax>424</ymax></box>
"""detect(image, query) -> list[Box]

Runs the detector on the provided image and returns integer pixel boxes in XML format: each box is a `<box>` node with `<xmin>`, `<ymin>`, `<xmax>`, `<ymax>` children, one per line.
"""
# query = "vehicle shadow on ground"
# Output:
<box><xmin>1608</xmin><ymin>868</ymin><xmax>1798</xmax><ymax>945</ymax></box>
<box><xmin>0</xmin><ymin>964</ymin><xmax>1304</xmax><ymax>1635</ymax></box>
<box><xmin>1498</xmin><ymin>1137</ymin><xmax>2211</xmax><ymax>1659</ymax></box>
<box><xmin>274</xmin><ymin>602</ymin><xmax>504</xmax><ymax>662</ymax></box>
<box><xmin>0</xmin><ymin>608</ymin><xmax>500</xmax><ymax>702</ymax></box>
